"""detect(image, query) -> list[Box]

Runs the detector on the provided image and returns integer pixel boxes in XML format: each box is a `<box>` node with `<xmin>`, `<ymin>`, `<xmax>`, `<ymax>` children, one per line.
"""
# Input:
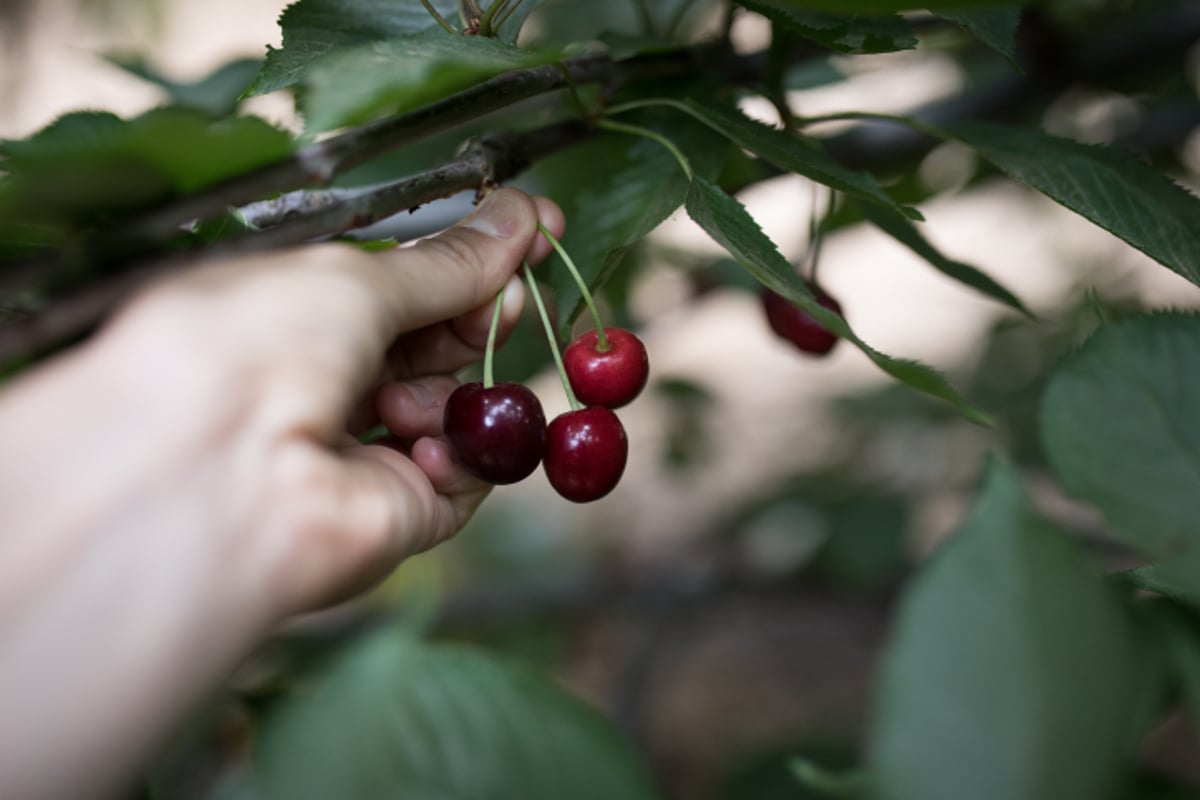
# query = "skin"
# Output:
<box><xmin>0</xmin><ymin>188</ymin><xmax>565</xmax><ymax>800</ymax></box>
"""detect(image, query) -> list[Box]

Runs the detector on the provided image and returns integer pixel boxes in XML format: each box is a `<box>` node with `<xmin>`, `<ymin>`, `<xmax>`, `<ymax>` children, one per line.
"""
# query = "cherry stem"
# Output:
<box><xmin>537</xmin><ymin>222</ymin><xmax>608</xmax><ymax>351</ymax></box>
<box><xmin>420</xmin><ymin>0</ymin><xmax>457</xmax><ymax>33</ymax></box>
<box><xmin>482</xmin><ymin>286</ymin><xmax>505</xmax><ymax>388</ymax></box>
<box><xmin>594</xmin><ymin>118</ymin><xmax>693</xmax><ymax>180</ymax></box>
<box><xmin>522</xmin><ymin>261</ymin><xmax>581</xmax><ymax>411</ymax></box>
<box><xmin>477</xmin><ymin>0</ymin><xmax>509</xmax><ymax>36</ymax></box>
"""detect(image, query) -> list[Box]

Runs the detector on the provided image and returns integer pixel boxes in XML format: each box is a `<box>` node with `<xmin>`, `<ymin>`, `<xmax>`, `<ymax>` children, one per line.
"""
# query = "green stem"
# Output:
<box><xmin>419</xmin><ymin>0</ymin><xmax>457</xmax><ymax>33</ymax></box>
<box><xmin>793</xmin><ymin>109</ymin><xmax>945</xmax><ymax>139</ymax></box>
<box><xmin>522</xmin><ymin>262</ymin><xmax>580</xmax><ymax>411</ymax></box>
<box><xmin>478</xmin><ymin>0</ymin><xmax>510</xmax><ymax>36</ymax></box>
<box><xmin>482</xmin><ymin>287</ymin><xmax>506</xmax><ymax>387</ymax></box>
<box><xmin>666</xmin><ymin>0</ymin><xmax>696</xmax><ymax>37</ymax></box>
<box><xmin>607</xmin><ymin>97</ymin><xmax>945</xmax><ymax>148</ymax></box>
<box><xmin>493</xmin><ymin>0</ymin><xmax>523</xmax><ymax>32</ymax></box>
<box><xmin>595</xmin><ymin>118</ymin><xmax>693</xmax><ymax>179</ymax></box>
<box><xmin>633</xmin><ymin>0</ymin><xmax>659</xmax><ymax>36</ymax></box>
<box><xmin>537</xmin><ymin>222</ymin><xmax>608</xmax><ymax>351</ymax></box>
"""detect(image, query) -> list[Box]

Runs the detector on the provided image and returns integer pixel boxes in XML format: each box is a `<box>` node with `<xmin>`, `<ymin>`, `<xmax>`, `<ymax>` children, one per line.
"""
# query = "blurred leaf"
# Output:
<box><xmin>1143</xmin><ymin>600</ymin><xmax>1200</xmax><ymax>726</ymax></box>
<box><xmin>946</xmin><ymin>122</ymin><xmax>1200</xmax><ymax>288</ymax></box>
<box><xmin>107</xmin><ymin>56</ymin><xmax>263</xmax><ymax>116</ymax></box>
<box><xmin>857</xmin><ymin>201</ymin><xmax>1031</xmax><ymax>316</ymax></box>
<box><xmin>192</xmin><ymin>209</ymin><xmax>255</xmax><ymax>242</ymax></box>
<box><xmin>246</xmin><ymin>0</ymin><xmax>459</xmax><ymax>96</ymax></box>
<box><xmin>301</xmin><ymin>32</ymin><xmax>562</xmax><ymax>133</ymax></box>
<box><xmin>1126</xmin><ymin>564</ymin><xmax>1200</xmax><ymax>610</ymax></box>
<box><xmin>869</xmin><ymin>460</ymin><xmax>1160</xmax><ymax>800</ymax></box>
<box><xmin>685</xmin><ymin>176</ymin><xmax>989</xmax><ymax>424</ymax></box>
<box><xmin>789</xmin><ymin>759</ymin><xmax>865</xmax><ymax>798</ymax></box>
<box><xmin>1041</xmin><ymin>313</ymin><xmax>1200</xmax><ymax>560</ymax></box>
<box><xmin>936</xmin><ymin>9</ymin><xmax>1022</xmax><ymax>67</ymax></box>
<box><xmin>524</xmin><ymin>109</ymin><xmax>731</xmax><ymax>330</ymax></box>
<box><xmin>625</xmin><ymin>98</ymin><xmax>920</xmax><ymax>219</ymax></box>
<box><xmin>250</xmin><ymin>631</ymin><xmax>661</xmax><ymax>800</ymax></box>
<box><xmin>765</xmin><ymin>0</ymin><xmax>1034</xmax><ymax>12</ymax></box>
<box><xmin>740</xmin><ymin>0</ymin><xmax>917</xmax><ymax>54</ymax></box>
<box><xmin>0</xmin><ymin>109</ymin><xmax>292</xmax><ymax>225</ymax></box>
<box><xmin>810</xmin><ymin>494</ymin><xmax>909</xmax><ymax>590</ymax></box>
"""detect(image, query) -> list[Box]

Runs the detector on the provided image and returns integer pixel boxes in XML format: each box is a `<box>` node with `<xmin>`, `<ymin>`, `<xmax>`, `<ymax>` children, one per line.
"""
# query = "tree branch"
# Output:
<box><xmin>0</xmin><ymin>120</ymin><xmax>593</xmax><ymax>366</ymax></box>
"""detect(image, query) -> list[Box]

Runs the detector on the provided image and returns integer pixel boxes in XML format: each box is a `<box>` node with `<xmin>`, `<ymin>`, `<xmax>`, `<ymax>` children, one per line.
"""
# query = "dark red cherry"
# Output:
<box><xmin>563</xmin><ymin>327</ymin><xmax>650</xmax><ymax>409</ymax></box>
<box><xmin>543</xmin><ymin>407</ymin><xmax>628</xmax><ymax>503</ymax></box>
<box><xmin>443</xmin><ymin>382</ymin><xmax>546</xmax><ymax>484</ymax></box>
<box><xmin>761</xmin><ymin>283</ymin><xmax>843</xmax><ymax>356</ymax></box>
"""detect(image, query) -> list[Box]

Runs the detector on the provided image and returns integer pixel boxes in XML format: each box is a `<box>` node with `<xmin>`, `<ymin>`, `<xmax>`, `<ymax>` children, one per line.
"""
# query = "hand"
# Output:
<box><xmin>0</xmin><ymin>188</ymin><xmax>564</xmax><ymax>799</ymax></box>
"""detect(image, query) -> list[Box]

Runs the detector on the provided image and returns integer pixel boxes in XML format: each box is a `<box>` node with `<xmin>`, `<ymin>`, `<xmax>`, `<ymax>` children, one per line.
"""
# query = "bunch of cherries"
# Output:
<box><xmin>444</xmin><ymin>224</ymin><xmax>649</xmax><ymax>503</ymax></box>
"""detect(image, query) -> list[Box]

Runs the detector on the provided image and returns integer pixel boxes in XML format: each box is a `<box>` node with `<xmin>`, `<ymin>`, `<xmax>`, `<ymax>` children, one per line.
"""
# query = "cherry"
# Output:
<box><xmin>443</xmin><ymin>381</ymin><xmax>547</xmax><ymax>484</ymax></box>
<box><xmin>544</xmin><ymin>407</ymin><xmax>628</xmax><ymax>503</ymax></box>
<box><xmin>761</xmin><ymin>283</ymin><xmax>843</xmax><ymax>356</ymax></box>
<box><xmin>563</xmin><ymin>327</ymin><xmax>650</xmax><ymax>409</ymax></box>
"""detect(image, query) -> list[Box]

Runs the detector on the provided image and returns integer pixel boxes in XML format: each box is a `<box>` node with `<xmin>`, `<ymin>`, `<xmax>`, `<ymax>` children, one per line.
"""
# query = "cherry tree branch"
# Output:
<box><xmin>0</xmin><ymin>120</ymin><xmax>593</xmax><ymax>366</ymax></box>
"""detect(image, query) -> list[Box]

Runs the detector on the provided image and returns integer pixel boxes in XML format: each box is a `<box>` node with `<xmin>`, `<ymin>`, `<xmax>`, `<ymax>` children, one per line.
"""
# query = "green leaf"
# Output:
<box><xmin>301</xmin><ymin>32</ymin><xmax>562</xmax><ymax>133</ymax></box>
<box><xmin>1041</xmin><ymin>312</ymin><xmax>1200</xmax><ymax>560</ymax></box>
<box><xmin>856</xmin><ymin>201</ymin><xmax>1031</xmax><ymax>316</ymax></box>
<box><xmin>870</xmin><ymin>460</ymin><xmax>1159</xmax><ymax>800</ymax></box>
<box><xmin>0</xmin><ymin>108</ymin><xmax>293</xmax><ymax>225</ymax></box>
<box><xmin>936</xmin><ymin>9</ymin><xmax>1023</xmax><ymax>67</ymax></box>
<box><xmin>524</xmin><ymin>109</ymin><xmax>732</xmax><ymax>330</ymax></box>
<box><xmin>621</xmin><ymin>98</ymin><xmax>921</xmax><ymax>220</ymax></box>
<box><xmin>1143</xmin><ymin>600</ymin><xmax>1200</xmax><ymax>727</ymax></box>
<box><xmin>246</xmin><ymin>0</ymin><xmax>460</xmax><ymax>97</ymax></box>
<box><xmin>1126</xmin><ymin>564</ymin><xmax>1200</xmax><ymax>610</ymax></box>
<box><xmin>946</xmin><ymin>121</ymin><xmax>1200</xmax><ymax>288</ymax></box>
<box><xmin>250</xmin><ymin>631</ymin><xmax>661</xmax><ymax>800</ymax></box>
<box><xmin>739</xmin><ymin>0</ymin><xmax>917</xmax><ymax>54</ymax></box>
<box><xmin>685</xmin><ymin>176</ymin><xmax>989</xmax><ymax>424</ymax></box>
<box><xmin>107</xmin><ymin>56</ymin><xmax>263</xmax><ymax>116</ymax></box>
<box><xmin>764</xmin><ymin>0</ymin><xmax>1032</xmax><ymax>13</ymax></box>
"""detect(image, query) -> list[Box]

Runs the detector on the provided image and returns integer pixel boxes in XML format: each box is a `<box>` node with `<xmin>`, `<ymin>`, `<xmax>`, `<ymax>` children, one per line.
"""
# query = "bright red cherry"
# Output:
<box><xmin>563</xmin><ymin>327</ymin><xmax>650</xmax><ymax>409</ymax></box>
<box><xmin>443</xmin><ymin>382</ymin><xmax>546</xmax><ymax>484</ymax></box>
<box><xmin>543</xmin><ymin>407</ymin><xmax>628</xmax><ymax>503</ymax></box>
<box><xmin>761</xmin><ymin>283</ymin><xmax>843</xmax><ymax>356</ymax></box>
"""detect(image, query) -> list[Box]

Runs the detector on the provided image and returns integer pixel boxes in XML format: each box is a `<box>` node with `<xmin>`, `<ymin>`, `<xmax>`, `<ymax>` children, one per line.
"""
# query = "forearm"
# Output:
<box><xmin>0</xmin><ymin>337</ymin><xmax>274</xmax><ymax>799</ymax></box>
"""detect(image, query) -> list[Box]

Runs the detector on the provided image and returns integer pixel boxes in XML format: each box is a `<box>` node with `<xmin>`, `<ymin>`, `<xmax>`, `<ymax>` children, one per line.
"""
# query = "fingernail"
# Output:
<box><xmin>500</xmin><ymin>274</ymin><xmax>524</xmax><ymax>319</ymax></box>
<box><xmin>407</xmin><ymin>380</ymin><xmax>439</xmax><ymax>410</ymax></box>
<box><xmin>463</xmin><ymin>191</ymin><xmax>519</xmax><ymax>239</ymax></box>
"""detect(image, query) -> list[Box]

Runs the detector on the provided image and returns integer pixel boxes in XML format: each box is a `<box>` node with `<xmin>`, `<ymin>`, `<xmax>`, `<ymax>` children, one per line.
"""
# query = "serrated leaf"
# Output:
<box><xmin>1041</xmin><ymin>312</ymin><xmax>1200</xmax><ymax>560</ymax></box>
<box><xmin>685</xmin><ymin>176</ymin><xmax>989</xmax><ymax>424</ymax></box>
<box><xmin>301</xmin><ymin>32</ymin><xmax>562</xmax><ymax>133</ymax></box>
<box><xmin>524</xmin><ymin>109</ymin><xmax>731</xmax><ymax>331</ymax></box>
<box><xmin>250</xmin><ymin>631</ymin><xmax>660</xmax><ymax>800</ymax></box>
<box><xmin>765</xmin><ymin>0</ymin><xmax>1033</xmax><ymax>13</ymax></box>
<box><xmin>246</xmin><ymin>0</ymin><xmax>460</xmax><ymax>96</ymax></box>
<box><xmin>870</xmin><ymin>460</ymin><xmax>1159</xmax><ymax>800</ymax></box>
<box><xmin>0</xmin><ymin>108</ymin><xmax>292</xmax><ymax>225</ymax></box>
<box><xmin>740</xmin><ymin>0</ymin><xmax>917</xmax><ymax>54</ymax></box>
<box><xmin>945</xmin><ymin>121</ymin><xmax>1200</xmax><ymax>288</ymax></box>
<box><xmin>623</xmin><ymin>98</ymin><xmax>920</xmax><ymax>220</ymax></box>
<box><xmin>937</xmin><ymin>9</ymin><xmax>1023</xmax><ymax>67</ymax></box>
<box><xmin>857</xmin><ymin>201</ymin><xmax>1031</xmax><ymax>316</ymax></box>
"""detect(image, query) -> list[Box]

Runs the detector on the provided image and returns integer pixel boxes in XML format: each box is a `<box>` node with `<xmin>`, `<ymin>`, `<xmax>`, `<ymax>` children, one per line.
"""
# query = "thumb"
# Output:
<box><xmin>374</xmin><ymin>188</ymin><xmax>543</xmax><ymax>334</ymax></box>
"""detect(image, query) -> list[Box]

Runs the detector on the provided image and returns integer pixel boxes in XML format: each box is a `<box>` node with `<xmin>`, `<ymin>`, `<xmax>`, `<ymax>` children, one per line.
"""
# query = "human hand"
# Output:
<box><xmin>0</xmin><ymin>188</ymin><xmax>563</xmax><ymax>800</ymax></box>
<box><xmin>108</xmin><ymin>188</ymin><xmax>565</xmax><ymax>614</ymax></box>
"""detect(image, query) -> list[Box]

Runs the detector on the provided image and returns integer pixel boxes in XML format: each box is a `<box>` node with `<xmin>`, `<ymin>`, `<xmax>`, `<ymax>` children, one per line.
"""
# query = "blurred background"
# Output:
<box><xmin>4</xmin><ymin>0</ymin><xmax>1200</xmax><ymax>797</ymax></box>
